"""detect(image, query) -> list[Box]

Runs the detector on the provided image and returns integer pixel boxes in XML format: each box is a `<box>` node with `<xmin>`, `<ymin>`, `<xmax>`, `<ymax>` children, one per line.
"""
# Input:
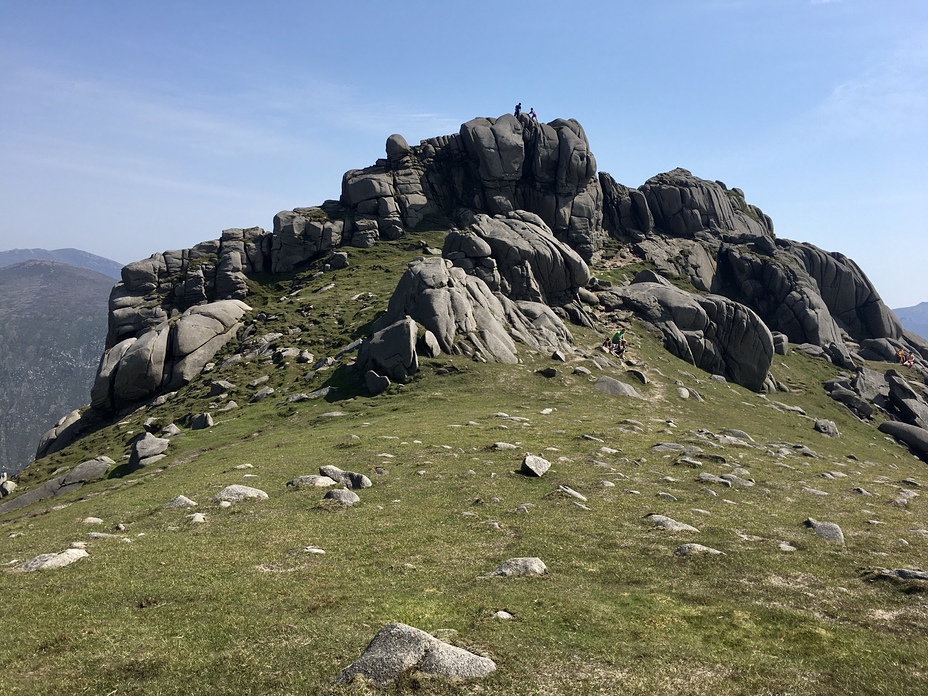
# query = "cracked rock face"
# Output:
<box><xmin>601</xmin><ymin>281</ymin><xmax>773</xmax><ymax>392</ymax></box>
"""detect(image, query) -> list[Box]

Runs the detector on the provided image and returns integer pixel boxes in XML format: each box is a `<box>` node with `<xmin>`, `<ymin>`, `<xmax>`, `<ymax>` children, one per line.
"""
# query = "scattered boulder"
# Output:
<box><xmin>878</xmin><ymin>421</ymin><xmax>928</xmax><ymax>463</ymax></box>
<box><xmin>319</xmin><ymin>465</ymin><xmax>372</xmax><ymax>489</ymax></box>
<box><xmin>814</xmin><ymin>419</ymin><xmax>839</xmax><ymax>437</ymax></box>
<box><xmin>17</xmin><ymin>548</ymin><xmax>89</xmax><ymax>572</ymax></box>
<box><xmin>130</xmin><ymin>433</ymin><xmax>170</xmax><ymax>468</ymax></box>
<box><xmin>673</xmin><ymin>543</ymin><xmax>723</xmax><ymax>556</ymax></box>
<box><xmin>491</xmin><ymin>557</ymin><xmax>547</xmax><ymax>577</ymax></box>
<box><xmin>190</xmin><ymin>413</ymin><xmax>214</xmax><ymax>430</ymax></box>
<box><xmin>165</xmin><ymin>495</ymin><xmax>197</xmax><ymax>508</ymax></box>
<box><xmin>212</xmin><ymin>485</ymin><xmax>268</xmax><ymax>502</ymax></box>
<box><xmin>365</xmin><ymin>370</ymin><xmax>391</xmax><ymax>395</ymax></box>
<box><xmin>520</xmin><ymin>454</ymin><xmax>551</xmax><ymax>477</ymax></box>
<box><xmin>287</xmin><ymin>475</ymin><xmax>338</xmax><ymax>489</ymax></box>
<box><xmin>324</xmin><ymin>488</ymin><xmax>360</xmax><ymax>506</ymax></box>
<box><xmin>594</xmin><ymin>376</ymin><xmax>644</xmax><ymax>398</ymax></box>
<box><xmin>334</xmin><ymin>622</ymin><xmax>496</xmax><ymax>686</ymax></box>
<box><xmin>804</xmin><ymin>518</ymin><xmax>845</xmax><ymax>544</ymax></box>
<box><xmin>645</xmin><ymin>514</ymin><xmax>699</xmax><ymax>533</ymax></box>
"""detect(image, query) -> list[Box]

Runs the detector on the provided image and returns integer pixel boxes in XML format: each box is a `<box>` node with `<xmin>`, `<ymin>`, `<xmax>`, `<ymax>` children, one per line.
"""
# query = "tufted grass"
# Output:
<box><xmin>2</xmin><ymin>233</ymin><xmax>928</xmax><ymax>695</ymax></box>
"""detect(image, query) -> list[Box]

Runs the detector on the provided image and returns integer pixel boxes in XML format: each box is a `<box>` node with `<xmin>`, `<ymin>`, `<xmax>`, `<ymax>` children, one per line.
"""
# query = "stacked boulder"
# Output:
<box><xmin>600</xmin><ymin>167</ymin><xmax>917</xmax><ymax>367</ymax></box>
<box><xmin>360</xmin><ymin>210</ymin><xmax>584</xmax><ymax>382</ymax></box>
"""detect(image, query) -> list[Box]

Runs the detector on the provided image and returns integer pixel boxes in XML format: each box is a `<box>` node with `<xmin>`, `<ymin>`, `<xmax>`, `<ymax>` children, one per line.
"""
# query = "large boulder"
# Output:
<box><xmin>365</xmin><ymin>256</ymin><xmax>575</xmax><ymax>368</ymax></box>
<box><xmin>878</xmin><ymin>421</ymin><xmax>928</xmax><ymax>463</ymax></box>
<box><xmin>90</xmin><ymin>299</ymin><xmax>250</xmax><ymax>412</ymax></box>
<box><xmin>366</xmin><ymin>317</ymin><xmax>419</xmax><ymax>382</ymax></box>
<box><xmin>601</xmin><ymin>281</ymin><xmax>773</xmax><ymax>391</ymax></box>
<box><xmin>335</xmin><ymin>623</ymin><xmax>496</xmax><ymax>686</ymax></box>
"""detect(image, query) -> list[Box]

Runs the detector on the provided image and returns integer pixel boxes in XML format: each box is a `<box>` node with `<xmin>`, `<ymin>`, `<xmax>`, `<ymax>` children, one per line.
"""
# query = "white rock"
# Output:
<box><xmin>17</xmin><ymin>548</ymin><xmax>89</xmax><ymax>572</ymax></box>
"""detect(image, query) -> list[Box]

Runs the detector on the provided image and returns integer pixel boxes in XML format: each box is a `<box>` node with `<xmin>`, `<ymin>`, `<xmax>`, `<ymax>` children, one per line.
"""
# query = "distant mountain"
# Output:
<box><xmin>0</xmin><ymin>248</ymin><xmax>123</xmax><ymax>279</ymax></box>
<box><xmin>0</xmin><ymin>260</ymin><xmax>113</xmax><ymax>475</ymax></box>
<box><xmin>893</xmin><ymin>302</ymin><xmax>928</xmax><ymax>341</ymax></box>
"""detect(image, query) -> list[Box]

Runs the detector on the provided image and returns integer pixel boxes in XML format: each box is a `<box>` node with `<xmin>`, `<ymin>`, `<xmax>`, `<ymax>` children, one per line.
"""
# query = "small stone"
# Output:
<box><xmin>165</xmin><ymin>496</ymin><xmax>197</xmax><ymax>508</ymax></box>
<box><xmin>212</xmin><ymin>485</ymin><xmax>268</xmax><ymax>502</ymax></box>
<box><xmin>491</xmin><ymin>557</ymin><xmax>547</xmax><ymax>577</ymax></box>
<box><xmin>673</xmin><ymin>543</ymin><xmax>723</xmax><ymax>556</ymax></box>
<box><xmin>558</xmin><ymin>485</ymin><xmax>587</xmax><ymax>502</ymax></box>
<box><xmin>645</xmin><ymin>514</ymin><xmax>699</xmax><ymax>533</ymax></box>
<box><xmin>493</xmin><ymin>610</ymin><xmax>514</xmax><ymax>620</ymax></box>
<box><xmin>324</xmin><ymin>488</ymin><xmax>360</xmax><ymax>506</ymax></box>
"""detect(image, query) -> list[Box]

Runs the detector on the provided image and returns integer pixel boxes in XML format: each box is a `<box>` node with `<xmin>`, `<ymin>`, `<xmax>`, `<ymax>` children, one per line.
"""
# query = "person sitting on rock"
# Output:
<box><xmin>903</xmin><ymin>351</ymin><xmax>917</xmax><ymax>367</ymax></box>
<box><xmin>610</xmin><ymin>330</ymin><xmax>628</xmax><ymax>358</ymax></box>
<box><xmin>896</xmin><ymin>347</ymin><xmax>907</xmax><ymax>363</ymax></box>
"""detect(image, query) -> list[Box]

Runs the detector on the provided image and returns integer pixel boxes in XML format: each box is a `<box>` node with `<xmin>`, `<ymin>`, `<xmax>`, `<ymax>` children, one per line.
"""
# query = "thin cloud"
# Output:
<box><xmin>815</xmin><ymin>36</ymin><xmax>928</xmax><ymax>138</ymax></box>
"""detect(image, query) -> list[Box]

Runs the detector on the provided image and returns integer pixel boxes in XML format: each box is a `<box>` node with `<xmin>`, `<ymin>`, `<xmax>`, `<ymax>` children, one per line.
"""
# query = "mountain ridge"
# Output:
<box><xmin>0</xmin><ymin>248</ymin><xmax>123</xmax><ymax>279</ymax></box>
<box><xmin>0</xmin><ymin>260</ymin><xmax>113</xmax><ymax>475</ymax></box>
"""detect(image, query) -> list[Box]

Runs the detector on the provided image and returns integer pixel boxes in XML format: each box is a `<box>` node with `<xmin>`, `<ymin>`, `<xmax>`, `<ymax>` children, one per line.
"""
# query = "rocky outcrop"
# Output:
<box><xmin>340</xmin><ymin>115</ymin><xmax>605</xmax><ymax>260</ymax></box>
<box><xmin>600</xmin><ymin>279</ymin><xmax>773</xmax><ymax>391</ymax></box>
<box><xmin>638</xmin><ymin>168</ymin><xmax>773</xmax><ymax>241</ymax></box>
<box><xmin>91</xmin><ymin>299</ymin><xmax>251</xmax><ymax>413</ymax></box>
<box><xmin>599</xmin><ymin>168</ymin><xmax>907</xmax><ymax>363</ymax></box>
<box><xmin>361</xmin><ymin>254</ymin><xmax>576</xmax><ymax>374</ymax></box>
<box><xmin>0</xmin><ymin>456</ymin><xmax>113</xmax><ymax>514</ymax></box>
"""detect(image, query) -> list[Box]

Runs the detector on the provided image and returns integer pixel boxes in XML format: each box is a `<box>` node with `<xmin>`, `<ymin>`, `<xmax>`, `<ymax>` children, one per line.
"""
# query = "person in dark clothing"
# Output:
<box><xmin>514</xmin><ymin>103</ymin><xmax>522</xmax><ymax>117</ymax></box>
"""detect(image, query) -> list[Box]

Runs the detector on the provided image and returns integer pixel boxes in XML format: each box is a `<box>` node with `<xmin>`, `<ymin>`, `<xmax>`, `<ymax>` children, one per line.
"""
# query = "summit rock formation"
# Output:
<box><xmin>24</xmin><ymin>112</ymin><xmax>928</xmax><ymax>462</ymax></box>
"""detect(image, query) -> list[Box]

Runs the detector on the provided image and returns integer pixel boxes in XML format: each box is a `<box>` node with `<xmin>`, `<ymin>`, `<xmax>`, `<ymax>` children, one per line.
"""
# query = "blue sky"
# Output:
<box><xmin>1</xmin><ymin>0</ymin><xmax>926</xmax><ymax>307</ymax></box>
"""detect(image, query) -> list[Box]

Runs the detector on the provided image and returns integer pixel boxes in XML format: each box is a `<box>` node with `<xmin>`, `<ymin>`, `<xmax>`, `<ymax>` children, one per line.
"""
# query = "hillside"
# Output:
<box><xmin>0</xmin><ymin>248</ymin><xmax>123</xmax><ymax>279</ymax></box>
<box><xmin>2</xmin><ymin>235</ymin><xmax>927</xmax><ymax>694</ymax></box>
<box><xmin>895</xmin><ymin>301</ymin><xmax>928</xmax><ymax>341</ymax></box>
<box><xmin>2</xmin><ymin>114</ymin><xmax>928</xmax><ymax>694</ymax></box>
<box><xmin>0</xmin><ymin>260</ymin><xmax>112</xmax><ymax>475</ymax></box>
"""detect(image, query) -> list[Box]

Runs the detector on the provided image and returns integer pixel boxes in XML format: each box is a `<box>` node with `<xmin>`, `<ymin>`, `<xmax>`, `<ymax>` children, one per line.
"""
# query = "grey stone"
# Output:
<box><xmin>594</xmin><ymin>376</ymin><xmax>644</xmax><ymax>398</ymax></box>
<box><xmin>209</xmin><ymin>380</ymin><xmax>236</xmax><ymax>396</ymax></box>
<box><xmin>212</xmin><ymin>485</ymin><xmax>268</xmax><ymax>502</ymax></box>
<box><xmin>520</xmin><ymin>454</ymin><xmax>551</xmax><ymax>477</ymax></box>
<box><xmin>319</xmin><ymin>465</ymin><xmax>372</xmax><ymax>489</ymax></box>
<box><xmin>673</xmin><ymin>543</ymin><xmax>723</xmax><ymax>556</ymax></box>
<box><xmin>61</xmin><ymin>456</ymin><xmax>114</xmax><ymax>485</ymax></box>
<box><xmin>491</xmin><ymin>557</ymin><xmax>547</xmax><ymax>577</ymax></box>
<box><xmin>190</xmin><ymin>413</ymin><xmax>214</xmax><ymax>430</ymax></box>
<box><xmin>165</xmin><ymin>495</ymin><xmax>198</xmax><ymax>508</ymax></box>
<box><xmin>287</xmin><ymin>475</ymin><xmax>337</xmax><ymax>489</ymax></box>
<box><xmin>814</xmin><ymin>419</ymin><xmax>839</xmax><ymax>437</ymax></box>
<box><xmin>324</xmin><ymin>488</ymin><xmax>360</xmax><ymax>506</ymax></box>
<box><xmin>334</xmin><ymin>622</ymin><xmax>495</xmax><ymax>686</ymax></box>
<box><xmin>131</xmin><ymin>433</ymin><xmax>169</xmax><ymax>467</ymax></box>
<box><xmin>17</xmin><ymin>548</ymin><xmax>89</xmax><ymax>572</ymax></box>
<box><xmin>645</xmin><ymin>514</ymin><xmax>699</xmax><ymax>533</ymax></box>
<box><xmin>365</xmin><ymin>370</ymin><xmax>391</xmax><ymax>395</ymax></box>
<box><xmin>600</xmin><ymin>282</ymin><xmax>773</xmax><ymax>391</ymax></box>
<box><xmin>878</xmin><ymin>421</ymin><xmax>928</xmax><ymax>463</ymax></box>
<box><xmin>251</xmin><ymin>386</ymin><xmax>275</xmax><ymax>402</ymax></box>
<box><xmin>804</xmin><ymin>518</ymin><xmax>845</xmax><ymax>544</ymax></box>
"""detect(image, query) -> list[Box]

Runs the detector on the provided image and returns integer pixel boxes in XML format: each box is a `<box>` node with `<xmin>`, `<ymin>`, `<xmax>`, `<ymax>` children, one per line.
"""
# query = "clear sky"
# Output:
<box><xmin>1</xmin><ymin>0</ymin><xmax>925</xmax><ymax>307</ymax></box>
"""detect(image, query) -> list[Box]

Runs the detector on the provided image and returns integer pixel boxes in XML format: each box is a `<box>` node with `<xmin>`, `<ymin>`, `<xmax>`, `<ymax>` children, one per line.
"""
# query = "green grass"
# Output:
<box><xmin>3</xmin><ymin>234</ymin><xmax>928</xmax><ymax>695</ymax></box>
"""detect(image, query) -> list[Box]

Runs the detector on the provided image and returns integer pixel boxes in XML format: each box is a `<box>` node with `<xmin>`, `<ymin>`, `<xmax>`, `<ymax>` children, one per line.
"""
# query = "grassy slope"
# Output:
<box><xmin>2</xmin><ymin>231</ymin><xmax>928</xmax><ymax>695</ymax></box>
